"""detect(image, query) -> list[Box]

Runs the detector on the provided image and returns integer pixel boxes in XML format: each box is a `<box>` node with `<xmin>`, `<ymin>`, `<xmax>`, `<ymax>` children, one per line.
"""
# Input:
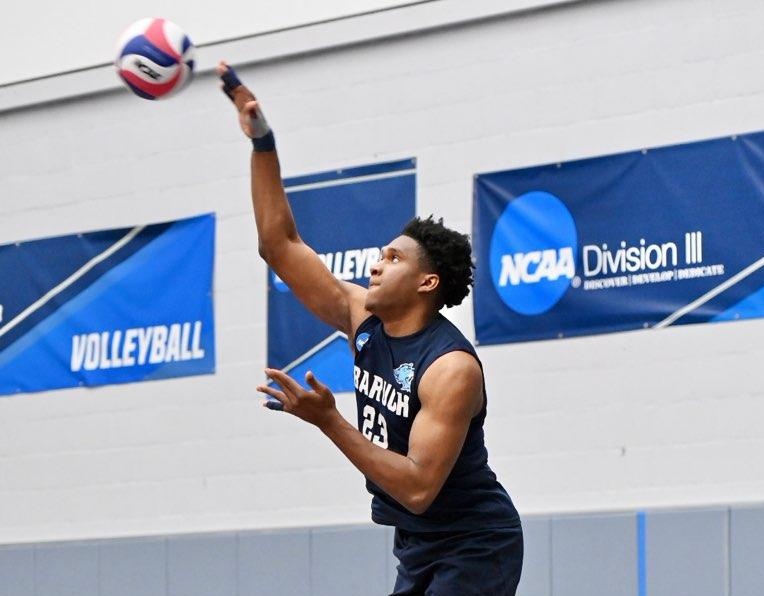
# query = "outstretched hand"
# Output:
<box><xmin>216</xmin><ymin>61</ymin><xmax>264</xmax><ymax>139</ymax></box>
<box><xmin>258</xmin><ymin>368</ymin><xmax>339</xmax><ymax>429</ymax></box>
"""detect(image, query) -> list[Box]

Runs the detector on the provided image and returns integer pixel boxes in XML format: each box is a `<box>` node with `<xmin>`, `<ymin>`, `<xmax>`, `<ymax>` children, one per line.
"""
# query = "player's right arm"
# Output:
<box><xmin>217</xmin><ymin>62</ymin><xmax>370</xmax><ymax>337</ymax></box>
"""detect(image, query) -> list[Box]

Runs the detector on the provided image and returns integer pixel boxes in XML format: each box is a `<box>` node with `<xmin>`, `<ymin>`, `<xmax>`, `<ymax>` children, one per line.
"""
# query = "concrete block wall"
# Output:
<box><xmin>1</xmin><ymin>0</ymin><xmax>437</xmax><ymax>85</ymax></box>
<box><xmin>1</xmin><ymin>0</ymin><xmax>764</xmax><ymax>547</ymax></box>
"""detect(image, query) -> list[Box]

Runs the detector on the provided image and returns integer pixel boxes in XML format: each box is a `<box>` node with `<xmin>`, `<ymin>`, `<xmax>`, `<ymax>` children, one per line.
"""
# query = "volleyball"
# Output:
<box><xmin>115</xmin><ymin>18</ymin><xmax>195</xmax><ymax>100</ymax></box>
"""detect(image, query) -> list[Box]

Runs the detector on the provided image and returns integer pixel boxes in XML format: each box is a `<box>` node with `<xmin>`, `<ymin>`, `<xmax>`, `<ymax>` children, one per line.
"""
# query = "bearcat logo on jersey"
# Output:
<box><xmin>393</xmin><ymin>362</ymin><xmax>415</xmax><ymax>392</ymax></box>
<box><xmin>489</xmin><ymin>191</ymin><xmax>578</xmax><ymax>315</ymax></box>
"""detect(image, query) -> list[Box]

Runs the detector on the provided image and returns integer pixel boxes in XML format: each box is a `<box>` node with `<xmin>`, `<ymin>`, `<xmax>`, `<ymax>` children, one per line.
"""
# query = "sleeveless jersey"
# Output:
<box><xmin>353</xmin><ymin>313</ymin><xmax>520</xmax><ymax>532</ymax></box>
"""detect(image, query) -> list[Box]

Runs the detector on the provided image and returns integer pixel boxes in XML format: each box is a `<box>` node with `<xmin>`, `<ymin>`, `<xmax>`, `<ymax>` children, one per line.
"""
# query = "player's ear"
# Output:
<box><xmin>418</xmin><ymin>273</ymin><xmax>439</xmax><ymax>295</ymax></box>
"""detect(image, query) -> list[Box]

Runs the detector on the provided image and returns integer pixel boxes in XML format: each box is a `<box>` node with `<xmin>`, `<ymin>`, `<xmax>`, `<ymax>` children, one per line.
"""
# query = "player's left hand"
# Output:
<box><xmin>258</xmin><ymin>368</ymin><xmax>338</xmax><ymax>428</ymax></box>
<box><xmin>216</xmin><ymin>61</ymin><xmax>262</xmax><ymax>139</ymax></box>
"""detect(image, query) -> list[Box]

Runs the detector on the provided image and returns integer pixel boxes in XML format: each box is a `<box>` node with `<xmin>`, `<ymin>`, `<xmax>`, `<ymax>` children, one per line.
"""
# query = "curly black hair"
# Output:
<box><xmin>401</xmin><ymin>215</ymin><xmax>474</xmax><ymax>308</ymax></box>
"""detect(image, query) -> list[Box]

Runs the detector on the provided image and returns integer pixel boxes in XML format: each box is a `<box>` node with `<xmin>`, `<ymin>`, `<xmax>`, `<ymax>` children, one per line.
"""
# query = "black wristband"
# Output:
<box><xmin>251</xmin><ymin>130</ymin><xmax>276</xmax><ymax>152</ymax></box>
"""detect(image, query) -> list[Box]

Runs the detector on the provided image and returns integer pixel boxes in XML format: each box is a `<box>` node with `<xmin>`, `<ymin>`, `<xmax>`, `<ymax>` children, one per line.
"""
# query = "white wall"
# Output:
<box><xmin>1</xmin><ymin>0</ymin><xmax>572</xmax><ymax>86</ymax></box>
<box><xmin>1</xmin><ymin>0</ymin><xmax>764</xmax><ymax>544</ymax></box>
<box><xmin>0</xmin><ymin>0</ymin><xmax>422</xmax><ymax>85</ymax></box>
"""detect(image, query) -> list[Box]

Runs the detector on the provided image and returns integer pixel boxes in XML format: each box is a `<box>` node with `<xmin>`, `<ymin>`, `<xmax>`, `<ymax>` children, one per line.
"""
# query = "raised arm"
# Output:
<box><xmin>261</xmin><ymin>350</ymin><xmax>484</xmax><ymax>514</ymax></box>
<box><xmin>217</xmin><ymin>62</ymin><xmax>370</xmax><ymax>337</ymax></box>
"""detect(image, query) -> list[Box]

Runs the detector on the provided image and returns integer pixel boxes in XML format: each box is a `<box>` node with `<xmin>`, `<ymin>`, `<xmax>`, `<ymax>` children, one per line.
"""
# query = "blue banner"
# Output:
<box><xmin>0</xmin><ymin>214</ymin><xmax>216</xmax><ymax>395</ymax></box>
<box><xmin>473</xmin><ymin>132</ymin><xmax>764</xmax><ymax>345</ymax></box>
<box><xmin>268</xmin><ymin>159</ymin><xmax>416</xmax><ymax>392</ymax></box>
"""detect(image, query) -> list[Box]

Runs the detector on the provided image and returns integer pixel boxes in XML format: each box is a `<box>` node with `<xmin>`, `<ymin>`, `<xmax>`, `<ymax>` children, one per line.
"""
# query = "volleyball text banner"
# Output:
<box><xmin>0</xmin><ymin>213</ymin><xmax>216</xmax><ymax>395</ymax></box>
<box><xmin>268</xmin><ymin>159</ymin><xmax>416</xmax><ymax>393</ymax></box>
<box><xmin>473</xmin><ymin>132</ymin><xmax>764</xmax><ymax>345</ymax></box>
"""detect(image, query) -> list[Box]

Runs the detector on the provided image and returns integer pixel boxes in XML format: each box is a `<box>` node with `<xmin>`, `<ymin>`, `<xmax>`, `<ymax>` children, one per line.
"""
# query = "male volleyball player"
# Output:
<box><xmin>218</xmin><ymin>62</ymin><xmax>523</xmax><ymax>595</ymax></box>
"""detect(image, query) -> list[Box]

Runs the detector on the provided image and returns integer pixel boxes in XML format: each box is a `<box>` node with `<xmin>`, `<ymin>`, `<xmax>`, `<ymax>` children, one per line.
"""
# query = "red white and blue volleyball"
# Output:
<box><xmin>115</xmin><ymin>18</ymin><xmax>195</xmax><ymax>100</ymax></box>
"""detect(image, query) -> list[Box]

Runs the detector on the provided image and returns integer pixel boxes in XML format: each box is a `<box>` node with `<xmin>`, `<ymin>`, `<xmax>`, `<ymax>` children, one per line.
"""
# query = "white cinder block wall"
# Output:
<box><xmin>1</xmin><ymin>0</ymin><xmax>764</xmax><ymax>545</ymax></box>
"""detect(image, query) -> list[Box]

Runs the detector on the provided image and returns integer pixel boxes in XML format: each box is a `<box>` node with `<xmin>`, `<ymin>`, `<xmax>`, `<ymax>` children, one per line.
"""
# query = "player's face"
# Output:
<box><xmin>365</xmin><ymin>235</ymin><xmax>431</xmax><ymax>313</ymax></box>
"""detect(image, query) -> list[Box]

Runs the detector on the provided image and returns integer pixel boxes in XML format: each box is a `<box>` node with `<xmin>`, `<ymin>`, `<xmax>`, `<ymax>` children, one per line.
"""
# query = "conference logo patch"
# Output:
<box><xmin>355</xmin><ymin>332</ymin><xmax>371</xmax><ymax>352</ymax></box>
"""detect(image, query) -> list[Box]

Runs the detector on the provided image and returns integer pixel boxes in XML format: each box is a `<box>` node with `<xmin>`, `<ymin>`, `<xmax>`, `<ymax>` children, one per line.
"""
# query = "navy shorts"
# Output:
<box><xmin>390</xmin><ymin>524</ymin><xmax>523</xmax><ymax>596</ymax></box>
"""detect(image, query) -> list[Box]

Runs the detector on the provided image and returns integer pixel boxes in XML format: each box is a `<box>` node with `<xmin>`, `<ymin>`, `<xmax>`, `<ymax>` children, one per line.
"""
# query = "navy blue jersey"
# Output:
<box><xmin>353</xmin><ymin>314</ymin><xmax>520</xmax><ymax>532</ymax></box>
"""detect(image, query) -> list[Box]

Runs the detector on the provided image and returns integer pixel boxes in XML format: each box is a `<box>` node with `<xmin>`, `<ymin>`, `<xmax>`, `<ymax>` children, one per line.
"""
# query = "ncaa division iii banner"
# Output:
<box><xmin>268</xmin><ymin>159</ymin><xmax>416</xmax><ymax>393</ymax></box>
<box><xmin>473</xmin><ymin>132</ymin><xmax>764</xmax><ymax>345</ymax></box>
<box><xmin>0</xmin><ymin>214</ymin><xmax>215</xmax><ymax>395</ymax></box>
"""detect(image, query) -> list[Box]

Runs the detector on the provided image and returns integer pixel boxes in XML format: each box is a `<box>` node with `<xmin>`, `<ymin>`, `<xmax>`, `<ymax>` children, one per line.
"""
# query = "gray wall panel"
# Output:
<box><xmin>3</xmin><ymin>505</ymin><xmax>764</xmax><ymax>595</ymax></box>
<box><xmin>311</xmin><ymin>526</ymin><xmax>389</xmax><ymax>596</ymax></box>
<box><xmin>34</xmin><ymin>542</ymin><xmax>99</xmax><ymax>596</ymax></box>
<box><xmin>646</xmin><ymin>508</ymin><xmax>727</xmax><ymax>596</ymax></box>
<box><xmin>238</xmin><ymin>529</ymin><xmax>310</xmax><ymax>596</ymax></box>
<box><xmin>552</xmin><ymin>513</ymin><xmax>636</xmax><ymax>596</ymax></box>
<box><xmin>167</xmin><ymin>534</ymin><xmax>237</xmax><ymax>596</ymax></box>
<box><xmin>518</xmin><ymin>517</ymin><xmax>551</xmax><ymax>596</ymax></box>
<box><xmin>731</xmin><ymin>505</ymin><xmax>764</xmax><ymax>596</ymax></box>
<box><xmin>0</xmin><ymin>546</ymin><xmax>34</xmax><ymax>596</ymax></box>
<box><xmin>99</xmin><ymin>537</ymin><xmax>166</xmax><ymax>596</ymax></box>
<box><xmin>385</xmin><ymin>526</ymin><xmax>397</xmax><ymax>594</ymax></box>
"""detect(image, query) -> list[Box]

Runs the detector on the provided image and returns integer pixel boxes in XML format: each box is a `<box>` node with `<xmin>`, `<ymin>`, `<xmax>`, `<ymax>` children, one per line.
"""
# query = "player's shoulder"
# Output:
<box><xmin>428</xmin><ymin>314</ymin><xmax>477</xmax><ymax>356</ymax></box>
<box><xmin>420</xmin><ymin>316</ymin><xmax>482</xmax><ymax>395</ymax></box>
<box><xmin>418</xmin><ymin>350</ymin><xmax>483</xmax><ymax>415</ymax></box>
<box><xmin>428</xmin><ymin>349</ymin><xmax>481</xmax><ymax>377</ymax></box>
